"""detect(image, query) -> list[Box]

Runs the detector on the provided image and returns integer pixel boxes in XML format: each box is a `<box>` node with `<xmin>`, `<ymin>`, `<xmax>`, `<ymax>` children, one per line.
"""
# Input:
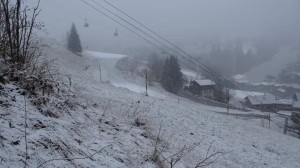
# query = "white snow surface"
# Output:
<box><xmin>194</xmin><ymin>79</ymin><xmax>216</xmax><ymax>86</ymax></box>
<box><xmin>182</xmin><ymin>69</ymin><xmax>201</xmax><ymax>80</ymax></box>
<box><xmin>0</xmin><ymin>39</ymin><xmax>300</xmax><ymax>168</ymax></box>
<box><xmin>233</xmin><ymin>90</ymin><xmax>265</xmax><ymax>100</ymax></box>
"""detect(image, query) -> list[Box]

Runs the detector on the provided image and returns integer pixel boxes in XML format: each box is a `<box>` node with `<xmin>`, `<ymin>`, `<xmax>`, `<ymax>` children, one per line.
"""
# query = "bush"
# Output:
<box><xmin>0</xmin><ymin>0</ymin><xmax>57</xmax><ymax>96</ymax></box>
<box><xmin>161</xmin><ymin>56</ymin><xmax>186</xmax><ymax>94</ymax></box>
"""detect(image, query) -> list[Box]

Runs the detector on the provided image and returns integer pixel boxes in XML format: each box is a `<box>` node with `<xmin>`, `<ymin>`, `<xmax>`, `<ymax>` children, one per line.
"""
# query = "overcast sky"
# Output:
<box><xmin>29</xmin><ymin>0</ymin><xmax>300</xmax><ymax>52</ymax></box>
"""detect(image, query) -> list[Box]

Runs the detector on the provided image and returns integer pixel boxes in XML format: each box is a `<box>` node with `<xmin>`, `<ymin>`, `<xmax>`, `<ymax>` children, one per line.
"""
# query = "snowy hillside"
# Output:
<box><xmin>245</xmin><ymin>46</ymin><xmax>300</xmax><ymax>82</ymax></box>
<box><xmin>1</xmin><ymin>39</ymin><xmax>300</xmax><ymax>168</ymax></box>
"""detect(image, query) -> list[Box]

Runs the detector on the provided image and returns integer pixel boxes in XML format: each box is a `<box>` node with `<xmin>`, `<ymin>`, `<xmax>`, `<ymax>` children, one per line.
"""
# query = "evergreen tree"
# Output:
<box><xmin>148</xmin><ymin>53</ymin><xmax>164</xmax><ymax>81</ymax></box>
<box><xmin>67</xmin><ymin>23</ymin><xmax>82</xmax><ymax>54</ymax></box>
<box><xmin>233</xmin><ymin>42</ymin><xmax>247</xmax><ymax>74</ymax></box>
<box><xmin>161</xmin><ymin>56</ymin><xmax>185</xmax><ymax>94</ymax></box>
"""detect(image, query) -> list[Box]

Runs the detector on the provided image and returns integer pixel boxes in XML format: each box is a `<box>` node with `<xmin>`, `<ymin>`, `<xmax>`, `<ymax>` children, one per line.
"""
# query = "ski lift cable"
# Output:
<box><xmin>79</xmin><ymin>0</ymin><xmax>212</xmax><ymax>82</ymax></box>
<box><xmin>83</xmin><ymin>0</ymin><xmax>260</xmax><ymax>103</ymax></box>
<box><xmin>88</xmin><ymin>0</ymin><xmax>180</xmax><ymax>54</ymax></box>
<box><xmin>90</xmin><ymin>0</ymin><xmax>214</xmax><ymax>72</ymax></box>
<box><xmin>80</xmin><ymin>14</ymin><xmax>143</xmax><ymax>41</ymax></box>
<box><xmin>100</xmin><ymin>0</ymin><xmax>234</xmax><ymax>84</ymax></box>
<box><xmin>78</xmin><ymin>1</ymin><xmax>174</xmax><ymax>57</ymax></box>
<box><xmin>98</xmin><ymin>0</ymin><xmax>259</xmax><ymax>98</ymax></box>
<box><xmin>80</xmin><ymin>0</ymin><xmax>261</xmax><ymax>102</ymax></box>
<box><xmin>85</xmin><ymin>0</ymin><xmax>228</xmax><ymax>86</ymax></box>
<box><xmin>79</xmin><ymin>0</ymin><xmax>262</xmax><ymax>110</ymax></box>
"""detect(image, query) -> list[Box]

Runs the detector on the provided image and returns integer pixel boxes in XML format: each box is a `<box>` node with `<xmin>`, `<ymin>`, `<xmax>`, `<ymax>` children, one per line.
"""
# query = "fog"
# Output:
<box><xmin>30</xmin><ymin>0</ymin><xmax>300</xmax><ymax>52</ymax></box>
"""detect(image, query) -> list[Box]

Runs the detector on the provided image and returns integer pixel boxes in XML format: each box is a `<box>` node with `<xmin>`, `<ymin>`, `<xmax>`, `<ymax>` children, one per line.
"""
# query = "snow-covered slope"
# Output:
<box><xmin>1</xmin><ymin>39</ymin><xmax>300</xmax><ymax>168</ymax></box>
<box><xmin>245</xmin><ymin>46</ymin><xmax>300</xmax><ymax>82</ymax></box>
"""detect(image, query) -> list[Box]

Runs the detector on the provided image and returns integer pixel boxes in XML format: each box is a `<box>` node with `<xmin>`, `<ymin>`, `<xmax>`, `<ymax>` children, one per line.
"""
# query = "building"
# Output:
<box><xmin>292</xmin><ymin>93</ymin><xmax>300</xmax><ymax>111</ymax></box>
<box><xmin>244</xmin><ymin>94</ymin><xmax>292</xmax><ymax>111</ymax></box>
<box><xmin>292</xmin><ymin>93</ymin><xmax>300</xmax><ymax>124</ymax></box>
<box><xmin>293</xmin><ymin>93</ymin><xmax>300</xmax><ymax>102</ymax></box>
<box><xmin>188</xmin><ymin>79</ymin><xmax>216</xmax><ymax>99</ymax></box>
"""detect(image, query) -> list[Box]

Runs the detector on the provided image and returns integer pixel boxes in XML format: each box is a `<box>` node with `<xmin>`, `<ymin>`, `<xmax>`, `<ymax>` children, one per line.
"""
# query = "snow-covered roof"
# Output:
<box><xmin>182</xmin><ymin>69</ymin><xmax>201</xmax><ymax>79</ymax></box>
<box><xmin>194</xmin><ymin>79</ymin><xmax>216</xmax><ymax>86</ymax></box>
<box><xmin>293</xmin><ymin>101</ymin><xmax>300</xmax><ymax>108</ymax></box>
<box><xmin>233</xmin><ymin>90</ymin><xmax>265</xmax><ymax>100</ymax></box>
<box><xmin>245</xmin><ymin>94</ymin><xmax>292</xmax><ymax>105</ymax></box>
<box><xmin>280</xmin><ymin>98</ymin><xmax>293</xmax><ymax>105</ymax></box>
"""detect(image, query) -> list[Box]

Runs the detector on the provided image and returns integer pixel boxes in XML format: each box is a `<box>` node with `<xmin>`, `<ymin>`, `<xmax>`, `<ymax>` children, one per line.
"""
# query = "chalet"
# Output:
<box><xmin>292</xmin><ymin>93</ymin><xmax>300</xmax><ymax>124</ymax></box>
<box><xmin>293</xmin><ymin>93</ymin><xmax>300</xmax><ymax>101</ymax></box>
<box><xmin>188</xmin><ymin>79</ymin><xmax>216</xmax><ymax>99</ymax></box>
<box><xmin>293</xmin><ymin>102</ymin><xmax>300</xmax><ymax>111</ymax></box>
<box><xmin>244</xmin><ymin>94</ymin><xmax>292</xmax><ymax>111</ymax></box>
<box><xmin>292</xmin><ymin>94</ymin><xmax>300</xmax><ymax>111</ymax></box>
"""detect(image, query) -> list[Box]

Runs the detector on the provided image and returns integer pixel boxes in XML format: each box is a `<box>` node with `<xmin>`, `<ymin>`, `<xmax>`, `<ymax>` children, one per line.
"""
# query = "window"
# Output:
<box><xmin>202</xmin><ymin>90</ymin><xmax>214</xmax><ymax>99</ymax></box>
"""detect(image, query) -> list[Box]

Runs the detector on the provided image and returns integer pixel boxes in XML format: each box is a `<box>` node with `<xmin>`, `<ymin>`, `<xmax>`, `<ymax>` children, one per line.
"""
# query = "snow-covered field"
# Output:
<box><xmin>0</xmin><ymin>39</ymin><xmax>299</xmax><ymax>168</ymax></box>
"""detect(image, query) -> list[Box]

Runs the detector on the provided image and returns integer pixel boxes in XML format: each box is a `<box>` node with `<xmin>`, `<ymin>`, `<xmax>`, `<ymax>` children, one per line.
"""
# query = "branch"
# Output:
<box><xmin>160</xmin><ymin>137</ymin><xmax>204</xmax><ymax>168</ymax></box>
<box><xmin>36</xmin><ymin>144</ymin><xmax>112</xmax><ymax>168</ymax></box>
<box><xmin>194</xmin><ymin>140</ymin><xmax>226</xmax><ymax>168</ymax></box>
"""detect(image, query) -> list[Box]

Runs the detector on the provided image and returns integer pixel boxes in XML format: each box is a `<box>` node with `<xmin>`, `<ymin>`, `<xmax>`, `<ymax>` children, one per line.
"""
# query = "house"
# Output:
<box><xmin>292</xmin><ymin>99</ymin><xmax>300</xmax><ymax>111</ymax></box>
<box><xmin>188</xmin><ymin>79</ymin><xmax>216</xmax><ymax>99</ymax></box>
<box><xmin>291</xmin><ymin>112</ymin><xmax>300</xmax><ymax>125</ymax></box>
<box><xmin>293</xmin><ymin>93</ymin><xmax>300</xmax><ymax>101</ymax></box>
<box><xmin>292</xmin><ymin>93</ymin><xmax>300</xmax><ymax>124</ymax></box>
<box><xmin>244</xmin><ymin>94</ymin><xmax>292</xmax><ymax>111</ymax></box>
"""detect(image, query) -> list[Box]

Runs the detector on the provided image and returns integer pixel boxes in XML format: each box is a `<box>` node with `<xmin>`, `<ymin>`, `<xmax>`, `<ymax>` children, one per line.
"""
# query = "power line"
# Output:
<box><xmin>98</xmin><ymin>0</ymin><xmax>260</xmax><ymax>98</ymax></box>
<box><xmin>101</xmin><ymin>0</ymin><xmax>219</xmax><ymax>76</ymax></box>
<box><xmin>80</xmin><ymin>0</ymin><xmax>260</xmax><ymax>102</ymax></box>
<box><xmin>88</xmin><ymin>0</ymin><xmax>223</xmax><ymax>83</ymax></box>
<box><xmin>91</xmin><ymin>1</ymin><xmax>221</xmax><ymax>82</ymax></box>
<box><xmin>80</xmin><ymin>0</ymin><xmax>221</xmax><ymax>82</ymax></box>
<box><xmin>79</xmin><ymin>0</ymin><xmax>203</xmax><ymax>77</ymax></box>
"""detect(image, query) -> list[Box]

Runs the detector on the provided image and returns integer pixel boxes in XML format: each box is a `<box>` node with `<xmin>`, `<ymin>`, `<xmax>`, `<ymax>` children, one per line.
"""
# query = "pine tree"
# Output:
<box><xmin>161</xmin><ymin>56</ymin><xmax>185</xmax><ymax>94</ymax></box>
<box><xmin>67</xmin><ymin>23</ymin><xmax>82</xmax><ymax>54</ymax></box>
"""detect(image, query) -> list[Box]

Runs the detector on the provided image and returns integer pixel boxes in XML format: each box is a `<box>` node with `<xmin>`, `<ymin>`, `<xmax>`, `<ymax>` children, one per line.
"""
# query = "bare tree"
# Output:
<box><xmin>149</xmin><ymin>123</ymin><xmax>225</xmax><ymax>168</ymax></box>
<box><xmin>0</xmin><ymin>0</ymin><xmax>44</xmax><ymax>79</ymax></box>
<box><xmin>0</xmin><ymin>0</ymin><xmax>60</xmax><ymax>97</ymax></box>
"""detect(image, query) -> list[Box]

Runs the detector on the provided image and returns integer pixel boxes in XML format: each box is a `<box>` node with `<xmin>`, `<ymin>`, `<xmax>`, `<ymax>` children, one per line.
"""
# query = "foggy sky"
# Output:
<box><xmin>29</xmin><ymin>0</ymin><xmax>300</xmax><ymax>52</ymax></box>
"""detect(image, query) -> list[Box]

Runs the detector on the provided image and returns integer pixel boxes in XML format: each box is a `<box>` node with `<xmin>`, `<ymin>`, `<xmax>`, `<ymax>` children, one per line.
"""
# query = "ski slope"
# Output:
<box><xmin>82</xmin><ymin>50</ymin><xmax>168</xmax><ymax>99</ymax></box>
<box><xmin>0</xmin><ymin>39</ymin><xmax>299</xmax><ymax>168</ymax></box>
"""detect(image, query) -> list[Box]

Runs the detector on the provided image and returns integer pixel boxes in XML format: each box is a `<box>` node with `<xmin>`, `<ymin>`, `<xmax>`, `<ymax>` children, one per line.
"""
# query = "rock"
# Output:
<box><xmin>33</xmin><ymin>120</ymin><xmax>46</xmax><ymax>129</ymax></box>
<box><xmin>11</xmin><ymin>140</ymin><xmax>20</xmax><ymax>145</ymax></box>
<box><xmin>19</xmin><ymin>91</ymin><xmax>26</xmax><ymax>95</ymax></box>
<box><xmin>135</xmin><ymin>117</ymin><xmax>147</xmax><ymax>127</ymax></box>
<box><xmin>141</xmin><ymin>132</ymin><xmax>148</xmax><ymax>139</ymax></box>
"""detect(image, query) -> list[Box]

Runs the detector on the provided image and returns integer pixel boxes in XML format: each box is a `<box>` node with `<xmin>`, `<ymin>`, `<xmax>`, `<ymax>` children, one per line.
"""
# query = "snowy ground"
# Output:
<box><xmin>0</xmin><ymin>39</ymin><xmax>300</xmax><ymax>168</ymax></box>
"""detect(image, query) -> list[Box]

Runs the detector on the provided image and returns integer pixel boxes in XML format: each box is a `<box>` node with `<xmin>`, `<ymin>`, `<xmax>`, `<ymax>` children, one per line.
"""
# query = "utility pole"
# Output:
<box><xmin>145</xmin><ymin>68</ymin><xmax>148</xmax><ymax>96</ymax></box>
<box><xmin>268</xmin><ymin>112</ymin><xmax>271</xmax><ymax>130</ymax></box>
<box><xmin>261</xmin><ymin>101</ymin><xmax>264</xmax><ymax>128</ymax></box>
<box><xmin>283</xmin><ymin>117</ymin><xmax>288</xmax><ymax>134</ymax></box>
<box><xmin>99</xmin><ymin>63</ymin><xmax>102</xmax><ymax>82</ymax></box>
<box><xmin>226</xmin><ymin>89</ymin><xmax>229</xmax><ymax>116</ymax></box>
